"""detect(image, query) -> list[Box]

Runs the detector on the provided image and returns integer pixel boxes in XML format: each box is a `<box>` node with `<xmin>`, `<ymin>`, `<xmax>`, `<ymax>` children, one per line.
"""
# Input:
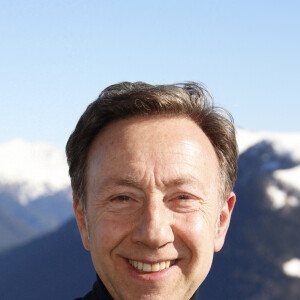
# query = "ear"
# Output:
<box><xmin>73</xmin><ymin>193</ymin><xmax>90</xmax><ymax>251</ymax></box>
<box><xmin>214</xmin><ymin>192</ymin><xmax>236</xmax><ymax>252</ymax></box>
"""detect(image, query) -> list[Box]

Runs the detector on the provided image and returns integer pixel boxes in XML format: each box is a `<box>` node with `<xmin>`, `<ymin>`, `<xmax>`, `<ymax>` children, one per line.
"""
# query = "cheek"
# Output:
<box><xmin>175</xmin><ymin>212</ymin><xmax>216</xmax><ymax>257</ymax></box>
<box><xmin>89</xmin><ymin>214</ymin><xmax>133</xmax><ymax>254</ymax></box>
<box><xmin>178</xmin><ymin>213</ymin><xmax>216</xmax><ymax>279</ymax></box>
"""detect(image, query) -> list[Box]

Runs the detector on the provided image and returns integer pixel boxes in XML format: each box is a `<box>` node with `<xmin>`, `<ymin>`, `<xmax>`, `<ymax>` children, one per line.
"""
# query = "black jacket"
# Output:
<box><xmin>74</xmin><ymin>276</ymin><xmax>113</xmax><ymax>300</ymax></box>
<box><xmin>75</xmin><ymin>275</ymin><xmax>199</xmax><ymax>300</ymax></box>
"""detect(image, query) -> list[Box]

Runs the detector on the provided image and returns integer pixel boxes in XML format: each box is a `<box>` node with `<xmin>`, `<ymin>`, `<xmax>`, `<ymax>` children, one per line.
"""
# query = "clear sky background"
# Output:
<box><xmin>1</xmin><ymin>0</ymin><xmax>299</xmax><ymax>148</ymax></box>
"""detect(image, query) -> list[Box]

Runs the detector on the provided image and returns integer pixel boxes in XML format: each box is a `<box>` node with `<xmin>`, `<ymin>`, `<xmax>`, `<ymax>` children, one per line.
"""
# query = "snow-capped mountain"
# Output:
<box><xmin>237</xmin><ymin>129</ymin><xmax>300</xmax><ymax>209</ymax></box>
<box><xmin>237</xmin><ymin>128</ymin><xmax>300</xmax><ymax>161</ymax></box>
<box><xmin>236</xmin><ymin>129</ymin><xmax>300</xmax><ymax>289</ymax></box>
<box><xmin>0</xmin><ymin>139</ymin><xmax>70</xmax><ymax>205</ymax></box>
<box><xmin>0</xmin><ymin>139</ymin><xmax>73</xmax><ymax>251</ymax></box>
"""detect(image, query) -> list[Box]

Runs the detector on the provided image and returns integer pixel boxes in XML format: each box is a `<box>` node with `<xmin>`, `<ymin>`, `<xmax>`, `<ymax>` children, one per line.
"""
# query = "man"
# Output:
<box><xmin>66</xmin><ymin>82</ymin><xmax>238</xmax><ymax>300</ymax></box>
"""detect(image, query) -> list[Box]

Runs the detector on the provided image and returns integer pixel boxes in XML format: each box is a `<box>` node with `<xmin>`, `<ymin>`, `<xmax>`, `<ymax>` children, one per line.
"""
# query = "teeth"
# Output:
<box><xmin>143</xmin><ymin>263</ymin><xmax>152</xmax><ymax>272</ymax></box>
<box><xmin>129</xmin><ymin>259</ymin><xmax>175</xmax><ymax>273</ymax></box>
<box><xmin>151</xmin><ymin>263</ymin><xmax>160</xmax><ymax>272</ymax></box>
<box><xmin>159</xmin><ymin>261</ymin><xmax>166</xmax><ymax>269</ymax></box>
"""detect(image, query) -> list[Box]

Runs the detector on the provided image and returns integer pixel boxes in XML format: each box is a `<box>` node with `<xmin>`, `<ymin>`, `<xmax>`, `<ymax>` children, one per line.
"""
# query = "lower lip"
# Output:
<box><xmin>125</xmin><ymin>260</ymin><xmax>178</xmax><ymax>282</ymax></box>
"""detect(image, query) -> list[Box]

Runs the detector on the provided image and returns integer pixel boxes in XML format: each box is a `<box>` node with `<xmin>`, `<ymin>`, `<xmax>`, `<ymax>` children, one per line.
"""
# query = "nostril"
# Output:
<box><xmin>132</xmin><ymin>225</ymin><xmax>174</xmax><ymax>249</ymax></box>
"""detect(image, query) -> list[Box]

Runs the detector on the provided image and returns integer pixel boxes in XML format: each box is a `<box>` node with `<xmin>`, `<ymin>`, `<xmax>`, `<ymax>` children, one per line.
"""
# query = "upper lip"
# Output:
<box><xmin>126</xmin><ymin>258</ymin><xmax>177</xmax><ymax>264</ymax></box>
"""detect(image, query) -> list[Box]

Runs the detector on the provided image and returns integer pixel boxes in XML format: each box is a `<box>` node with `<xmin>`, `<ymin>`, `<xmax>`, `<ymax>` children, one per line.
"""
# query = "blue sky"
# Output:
<box><xmin>1</xmin><ymin>0</ymin><xmax>299</xmax><ymax>148</ymax></box>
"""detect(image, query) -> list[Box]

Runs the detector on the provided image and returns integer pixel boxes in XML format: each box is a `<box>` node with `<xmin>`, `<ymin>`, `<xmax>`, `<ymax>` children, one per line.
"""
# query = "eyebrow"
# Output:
<box><xmin>100</xmin><ymin>176</ymin><xmax>201</xmax><ymax>191</ymax></box>
<box><xmin>114</xmin><ymin>177</ymin><xmax>144</xmax><ymax>188</ymax></box>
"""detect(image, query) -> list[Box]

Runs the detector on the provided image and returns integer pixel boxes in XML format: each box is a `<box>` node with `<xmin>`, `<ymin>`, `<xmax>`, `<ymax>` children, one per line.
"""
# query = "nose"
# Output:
<box><xmin>131</xmin><ymin>197</ymin><xmax>174</xmax><ymax>249</ymax></box>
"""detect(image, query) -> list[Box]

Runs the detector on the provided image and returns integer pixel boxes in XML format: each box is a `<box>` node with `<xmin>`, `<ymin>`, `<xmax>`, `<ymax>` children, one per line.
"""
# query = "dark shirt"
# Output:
<box><xmin>74</xmin><ymin>276</ymin><xmax>113</xmax><ymax>300</ymax></box>
<box><xmin>75</xmin><ymin>275</ymin><xmax>199</xmax><ymax>300</ymax></box>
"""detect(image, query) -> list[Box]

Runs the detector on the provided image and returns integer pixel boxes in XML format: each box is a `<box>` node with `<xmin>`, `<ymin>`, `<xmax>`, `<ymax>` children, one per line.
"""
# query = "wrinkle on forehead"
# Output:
<box><xmin>96</xmin><ymin>174</ymin><xmax>205</xmax><ymax>194</ymax></box>
<box><xmin>88</xmin><ymin>115</ymin><xmax>218</xmax><ymax>160</ymax></box>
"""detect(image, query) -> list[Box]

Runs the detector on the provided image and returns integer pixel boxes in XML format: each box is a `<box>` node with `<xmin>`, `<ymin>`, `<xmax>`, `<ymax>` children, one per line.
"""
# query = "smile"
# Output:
<box><xmin>128</xmin><ymin>259</ymin><xmax>176</xmax><ymax>273</ymax></box>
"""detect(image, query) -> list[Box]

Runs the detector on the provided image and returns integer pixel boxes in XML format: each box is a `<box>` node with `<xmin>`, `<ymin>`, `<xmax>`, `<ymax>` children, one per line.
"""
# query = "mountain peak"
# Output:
<box><xmin>237</xmin><ymin>128</ymin><xmax>300</xmax><ymax>161</ymax></box>
<box><xmin>0</xmin><ymin>139</ymin><xmax>70</xmax><ymax>205</ymax></box>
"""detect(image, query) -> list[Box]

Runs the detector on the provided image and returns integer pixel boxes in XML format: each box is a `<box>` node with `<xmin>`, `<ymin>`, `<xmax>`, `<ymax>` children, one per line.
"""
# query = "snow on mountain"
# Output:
<box><xmin>237</xmin><ymin>129</ymin><xmax>300</xmax><ymax>211</ymax></box>
<box><xmin>274</xmin><ymin>165</ymin><xmax>300</xmax><ymax>193</ymax></box>
<box><xmin>283</xmin><ymin>258</ymin><xmax>300</xmax><ymax>279</ymax></box>
<box><xmin>237</xmin><ymin>128</ymin><xmax>300</xmax><ymax>161</ymax></box>
<box><xmin>0</xmin><ymin>139</ymin><xmax>70</xmax><ymax>205</ymax></box>
<box><xmin>266</xmin><ymin>166</ymin><xmax>300</xmax><ymax>210</ymax></box>
<box><xmin>266</xmin><ymin>184</ymin><xmax>299</xmax><ymax>209</ymax></box>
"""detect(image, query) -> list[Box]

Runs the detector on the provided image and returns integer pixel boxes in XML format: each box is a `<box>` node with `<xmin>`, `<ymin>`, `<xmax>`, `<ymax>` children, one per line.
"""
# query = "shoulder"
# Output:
<box><xmin>74</xmin><ymin>275</ymin><xmax>113</xmax><ymax>300</ymax></box>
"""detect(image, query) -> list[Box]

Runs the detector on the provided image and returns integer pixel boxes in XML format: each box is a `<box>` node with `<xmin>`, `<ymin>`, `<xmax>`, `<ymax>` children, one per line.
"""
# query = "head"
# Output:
<box><xmin>66</xmin><ymin>82</ymin><xmax>238</xmax><ymax>300</ymax></box>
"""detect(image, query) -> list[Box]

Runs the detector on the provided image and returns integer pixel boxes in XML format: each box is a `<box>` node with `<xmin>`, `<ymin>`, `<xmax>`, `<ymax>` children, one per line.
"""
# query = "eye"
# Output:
<box><xmin>108</xmin><ymin>194</ymin><xmax>142</xmax><ymax>214</ymax></box>
<box><xmin>177</xmin><ymin>194</ymin><xmax>191</xmax><ymax>200</ymax></box>
<box><xmin>113</xmin><ymin>195</ymin><xmax>131</xmax><ymax>201</ymax></box>
<box><xmin>167</xmin><ymin>193</ymin><xmax>202</xmax><ymax>213</ymax></box>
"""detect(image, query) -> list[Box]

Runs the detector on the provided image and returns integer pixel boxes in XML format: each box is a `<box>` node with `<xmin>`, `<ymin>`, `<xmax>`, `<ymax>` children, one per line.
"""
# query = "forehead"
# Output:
<box><xmin>86</xmin><ymin>116</ymin><xmax>220</xmax><ymax>183</ymax></box>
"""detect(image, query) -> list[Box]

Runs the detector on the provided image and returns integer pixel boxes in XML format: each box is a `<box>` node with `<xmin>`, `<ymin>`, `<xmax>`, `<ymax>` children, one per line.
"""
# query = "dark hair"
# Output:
<box><xmin>66</xmin><ymin>82</ymin><xmax>238</xmax><ymax>209</ymax></box>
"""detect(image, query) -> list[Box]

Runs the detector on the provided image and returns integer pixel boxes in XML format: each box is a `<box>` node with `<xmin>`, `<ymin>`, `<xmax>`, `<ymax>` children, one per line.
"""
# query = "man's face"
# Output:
<box><xmin>74</xmin><ymin>116</ymin><xmax>235</xmax><ymax>300</ymax></box>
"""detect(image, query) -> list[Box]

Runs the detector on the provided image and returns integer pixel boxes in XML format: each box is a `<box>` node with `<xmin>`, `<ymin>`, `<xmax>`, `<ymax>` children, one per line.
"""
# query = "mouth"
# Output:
<box><xmin>128</xmin><ymin>259</ymin><xmax>176</xmax><ymax>273</ymax></box>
